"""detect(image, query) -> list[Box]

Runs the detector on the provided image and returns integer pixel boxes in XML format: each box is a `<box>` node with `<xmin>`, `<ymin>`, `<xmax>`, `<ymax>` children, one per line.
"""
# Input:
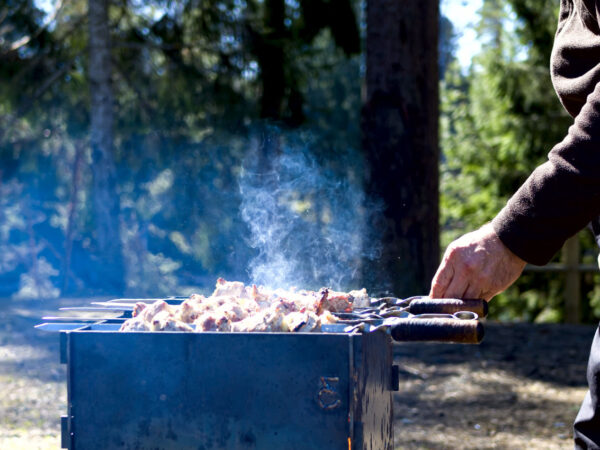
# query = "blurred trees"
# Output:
<box><xmin>0</xmin><ymin>0</ymin><xmax>365</xmax><ymax>297</ymax></box>
<box><xmin>4</xmin><ymin>0</ymin><xmax>594</xmax><ymax>325</ymax></box>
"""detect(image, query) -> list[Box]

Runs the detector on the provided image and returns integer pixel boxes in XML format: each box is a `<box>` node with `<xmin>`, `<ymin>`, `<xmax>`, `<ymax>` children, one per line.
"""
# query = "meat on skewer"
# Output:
<box><xmin>119</xmin><ymin>279</ymin><xmax>368</xmax><ymax>333</ymax></box>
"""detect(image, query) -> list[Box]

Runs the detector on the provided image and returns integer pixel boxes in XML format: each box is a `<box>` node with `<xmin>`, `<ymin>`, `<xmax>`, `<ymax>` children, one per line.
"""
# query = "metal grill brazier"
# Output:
<box><xmin>38</xmin><ymin>296</ymin><xmax>485</xmax><ymax>450</ymax></box>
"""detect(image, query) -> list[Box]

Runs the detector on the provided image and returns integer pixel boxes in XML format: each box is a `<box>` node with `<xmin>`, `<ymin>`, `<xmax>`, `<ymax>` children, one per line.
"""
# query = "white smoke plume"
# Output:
<box><xmin>239</xmin><ymin>137</ymin><xmax>381</xmax><ymax>290</ymax></box>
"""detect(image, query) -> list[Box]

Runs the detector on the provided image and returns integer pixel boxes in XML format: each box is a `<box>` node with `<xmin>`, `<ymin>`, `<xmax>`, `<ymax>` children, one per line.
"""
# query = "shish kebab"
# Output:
<box><xmin>46</xmin><ymin>279</ymin><xmax>487</xmax><ymax>343</ymax></box>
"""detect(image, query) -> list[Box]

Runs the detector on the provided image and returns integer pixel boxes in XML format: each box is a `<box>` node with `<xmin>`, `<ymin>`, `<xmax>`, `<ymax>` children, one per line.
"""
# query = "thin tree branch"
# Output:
<box><xmin>112</xmin><ymin>60</ymin><xmax>155</xmax><ymax>122</ymax></box>
<box><xmin>0</xmin><ymin>59</ymin><xmax>75</xmax><ymax>141</ymax></box>
<box><xmin>7</xmin><ymin>0</ymin><xmax>65</xmax><ymax>53</ymax></box>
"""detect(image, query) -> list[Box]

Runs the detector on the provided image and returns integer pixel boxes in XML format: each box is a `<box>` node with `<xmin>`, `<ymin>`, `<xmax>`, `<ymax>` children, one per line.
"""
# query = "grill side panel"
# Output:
<box><xmin>353</xmin><ymin>330</ymin><xmax>394</xmax><ymax>450</ymax></box>
<box><xmin>65</xmin><ymin>332</ymin><xmax>354</xmax><ymax>449</ymax></box>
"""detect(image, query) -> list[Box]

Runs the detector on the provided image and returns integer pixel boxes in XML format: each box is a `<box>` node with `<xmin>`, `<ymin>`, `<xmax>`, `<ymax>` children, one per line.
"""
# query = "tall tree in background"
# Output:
<box><xmin>362</xmin><ymin>0</ymin><xmax>439</xmax><ymax>296</ymax></box>
<box><xmin>89</xmin><ymin>0</ymin><xmax>124</xmax><ymax>293</ymax></box>
<box><xmin>259</xmin><ymin>0</ymin><xmax>286</xmax><ymax>121</ymax></box>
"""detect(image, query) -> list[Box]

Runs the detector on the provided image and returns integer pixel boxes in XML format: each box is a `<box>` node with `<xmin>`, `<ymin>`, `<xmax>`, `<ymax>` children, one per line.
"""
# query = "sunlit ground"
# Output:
<box><xmin>394</xmin><ymin>364</ymin><xmax>586</xmax><ymax>449</ymax></box>
<box><xmin>394</xmin><ymin>322</ymin><xmax>592</xmax><ymax>449</ymax></box>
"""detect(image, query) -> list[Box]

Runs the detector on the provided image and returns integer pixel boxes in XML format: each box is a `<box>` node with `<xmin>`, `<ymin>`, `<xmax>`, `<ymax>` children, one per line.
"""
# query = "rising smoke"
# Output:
<box><xmin>239</xmin><ymin>135</ymin><xmax>382</xmax><ymax>291</ymax></box>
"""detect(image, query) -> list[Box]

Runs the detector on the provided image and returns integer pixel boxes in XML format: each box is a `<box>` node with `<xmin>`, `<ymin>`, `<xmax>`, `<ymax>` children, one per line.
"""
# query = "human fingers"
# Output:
<box><xmin>429</xmin><ymin>263</ymin><xmax>453</xmax><ymax>298</ymax></box>
<box><xmin>463</xmin><ymin>284</ymin><xmax>487</xmax><ymax>302</ymax></box>
<box><xmin>443</xmin><ymin>272</ymin><xmax>468</xmax><ymax>299</ymax></box>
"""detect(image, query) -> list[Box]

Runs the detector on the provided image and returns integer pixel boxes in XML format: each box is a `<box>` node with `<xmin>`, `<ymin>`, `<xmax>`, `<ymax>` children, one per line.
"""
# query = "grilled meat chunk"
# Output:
<box><xmin>194</xmin><ymin>312</ymin><xmax>231</xmax><ymax>332</ymax></box>
<box><xmin>349</xmin><ymin>289</ymin><xmax>370</xmax><ymax>308</ymax></box>
<box><xmin>281</xmin><ymin>311</ymin><xmax>319</xmax><ymax>332</ymax></box>
<box><xmin>132</xmin><ymin>302</ymin><xmax>147</xmax><ymax>317</ymax></box>
<box><xmin>231</xmin><ymin>307</ymin><xmax>285</xmax><ymax>332</ymax></box>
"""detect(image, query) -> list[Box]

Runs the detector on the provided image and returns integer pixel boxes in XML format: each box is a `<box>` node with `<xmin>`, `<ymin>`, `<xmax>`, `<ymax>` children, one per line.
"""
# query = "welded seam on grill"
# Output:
<box><xmin>65</xmin><ymin>332</ymin><xmax>74</xmax><ymax>450</ymax></box>
<box><xmin>348</xmin><ymin>335</ymin><xmax>354</xmax><ymax>448</ymax></box>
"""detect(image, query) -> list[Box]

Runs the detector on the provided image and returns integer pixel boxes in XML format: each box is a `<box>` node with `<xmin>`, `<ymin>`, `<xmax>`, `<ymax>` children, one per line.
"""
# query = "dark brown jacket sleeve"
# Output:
<box><xmin>491</xmin><ymin>81</ymin><xmax>600</xmax><ymax>265</ymax></box>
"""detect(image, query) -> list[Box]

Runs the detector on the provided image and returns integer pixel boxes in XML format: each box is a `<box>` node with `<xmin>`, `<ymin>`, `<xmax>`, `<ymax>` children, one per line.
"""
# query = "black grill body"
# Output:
<box><xmin>60</xmin><ymin>327</ymin><xmax>396</xmax><ymax>449</ymax></box>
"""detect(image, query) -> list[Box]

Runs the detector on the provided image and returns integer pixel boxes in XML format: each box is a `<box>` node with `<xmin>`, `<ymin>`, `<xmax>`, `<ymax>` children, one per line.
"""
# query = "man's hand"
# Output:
<box><xmin>429</xmin><ymin>223</ymin><xmax>526</xmax><ymax>301</ymax></box>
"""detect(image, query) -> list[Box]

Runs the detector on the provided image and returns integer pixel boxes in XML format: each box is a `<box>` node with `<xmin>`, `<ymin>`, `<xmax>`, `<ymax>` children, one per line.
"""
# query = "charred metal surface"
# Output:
<box><xmin>391</xmin><ymin>365</ymin><xmax>400</xmax><ymax>391</ymax></box>
<box><xmin>60</xmin><ymin>416</ymin><xmax>69</xmax><ymax>448</ymax></box>
<box><xmin>60</xmin><ymin>330</ymin><xmax>395</xmax><ymax>449</ymax></box>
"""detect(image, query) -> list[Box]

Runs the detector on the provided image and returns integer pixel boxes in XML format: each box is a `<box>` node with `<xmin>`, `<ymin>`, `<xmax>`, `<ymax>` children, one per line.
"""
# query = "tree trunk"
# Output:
<box><xmin>61</xmin><ymin>140</ymin><xmax>84</xmax><ymax>295</ymax></box>
<box><xmin>362</xmin><ymin>0</ymin><xmax>439</xmax><ymax>297</ymax></box>
<box><xmin>88</xmin><ymin>0</ymin><xmax>124</xmax><ymax>293</ymax></box>
<box><xmin>259</xmin><ymin>0</ymin><xmax>286</xmax><ymax>120</ymax></box>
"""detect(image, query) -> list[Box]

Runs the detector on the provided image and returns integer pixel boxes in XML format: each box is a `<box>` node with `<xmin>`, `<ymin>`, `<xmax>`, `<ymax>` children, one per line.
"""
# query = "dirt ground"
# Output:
<box><xmin>0</xmin><ymin>297</ymin><xmax>594</xmax><ymax>449</ymax></box>
<box><xmin>393</xmin><ymin>323</ymin><xmax>593</xmax><ymax>449</ymax></box>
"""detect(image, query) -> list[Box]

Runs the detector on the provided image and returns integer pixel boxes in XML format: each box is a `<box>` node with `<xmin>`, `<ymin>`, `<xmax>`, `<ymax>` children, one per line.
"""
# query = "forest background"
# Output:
<box><xmin>1</xmin><ymin>0</ymin><xmax>595</xmax><ymax>323</ymax></box>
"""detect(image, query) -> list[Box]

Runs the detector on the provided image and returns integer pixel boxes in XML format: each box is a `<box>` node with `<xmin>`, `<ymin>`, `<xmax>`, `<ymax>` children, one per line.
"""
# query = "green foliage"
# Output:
<box><xmin>0</xmin><ymin>0</ymin><xmax>363</xmax><ymax>298</ymax></box>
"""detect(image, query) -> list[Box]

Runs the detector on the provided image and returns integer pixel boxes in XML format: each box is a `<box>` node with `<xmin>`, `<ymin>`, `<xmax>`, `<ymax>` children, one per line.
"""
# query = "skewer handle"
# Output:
<box><xmin>408</xmin><ymin>298</ymin><xmax>488</xmax><ymax>318</ymax></box>
<box><xmin>390</xmin><ymin>318</ymin><xmax>484</xmax><ymax>344</ymax></box>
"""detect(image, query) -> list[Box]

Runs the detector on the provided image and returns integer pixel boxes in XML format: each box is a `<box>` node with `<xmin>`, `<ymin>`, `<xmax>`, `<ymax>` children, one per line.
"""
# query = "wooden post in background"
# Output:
<box><xmin>563</xmin><ymin>235</ymin><xmax>581</xmax><ymax>324</ymax></box>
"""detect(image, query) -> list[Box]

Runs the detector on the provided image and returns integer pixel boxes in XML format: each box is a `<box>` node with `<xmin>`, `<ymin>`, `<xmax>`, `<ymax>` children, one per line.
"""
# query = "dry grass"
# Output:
<box><xmin>394</xmin><ymin>364</ymin><xmax>585</xmax><ymax>449</ymax></box>
<box><xmin>0</xmin><ymin>298</ymin><xmax>84</xmax><ymax>449</ymax></box>
<box><xmin>394</xmin><ymin>322</ymin><xmax>592</xmax><ymax>449</ymax></box>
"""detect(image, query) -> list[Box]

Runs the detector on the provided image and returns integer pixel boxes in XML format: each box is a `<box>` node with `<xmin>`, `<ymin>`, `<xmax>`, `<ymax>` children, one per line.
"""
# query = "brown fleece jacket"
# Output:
<box><xmin>491</xmin><ymin>0</ymin><xmax>600</xmax><ymax>264</ymax></box>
